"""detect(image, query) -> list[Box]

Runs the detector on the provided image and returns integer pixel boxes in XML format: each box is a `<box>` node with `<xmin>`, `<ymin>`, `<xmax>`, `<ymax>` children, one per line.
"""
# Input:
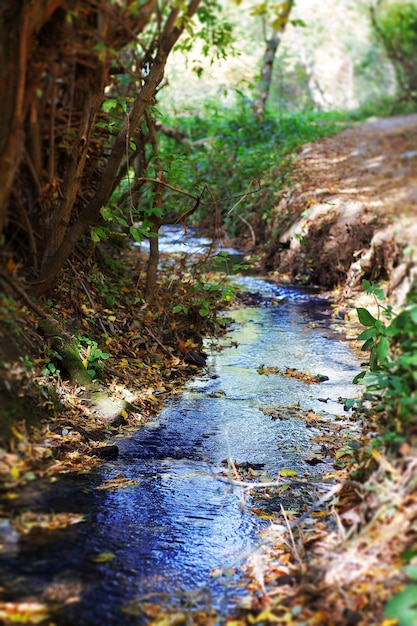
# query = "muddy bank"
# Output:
<box><xmin>264</xmin><ymin>113</ymin><xmax>417</xmax><ymax>304</ymax></box>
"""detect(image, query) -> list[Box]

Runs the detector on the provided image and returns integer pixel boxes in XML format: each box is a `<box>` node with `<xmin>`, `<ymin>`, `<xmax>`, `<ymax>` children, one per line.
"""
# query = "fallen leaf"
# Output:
<box><xmin>92</xmin><ymin>551</ymin><xmax>116</xmax><ymax>563</ymax></box>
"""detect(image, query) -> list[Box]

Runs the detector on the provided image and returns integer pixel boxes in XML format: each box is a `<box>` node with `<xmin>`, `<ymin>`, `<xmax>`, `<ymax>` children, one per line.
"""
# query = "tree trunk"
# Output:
<box><xmin>252</xmin><ymin>0</ymin><xmax>294</xmax><ymax>121</ymax></box>
<box><xmin>0</xmin><ymin>0</ymin><xmax>63</xmax><ymax>234</ymax></box>
<box><xmin>144</xmin><ymin>219</ymin><xmax>161</xmax><ymax>304</ymax></box>
<box><xmin>32</xmin><ymin>0</ymin><xmax>202</xmax><ymax>296</ymax></box>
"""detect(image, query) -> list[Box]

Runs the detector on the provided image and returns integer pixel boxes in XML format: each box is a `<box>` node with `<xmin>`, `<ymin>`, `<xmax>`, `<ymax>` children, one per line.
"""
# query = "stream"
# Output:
<box><xmin>0</xmin><ymin>231</ymin><xmax>360</xmax><ymax>625</ymax></box>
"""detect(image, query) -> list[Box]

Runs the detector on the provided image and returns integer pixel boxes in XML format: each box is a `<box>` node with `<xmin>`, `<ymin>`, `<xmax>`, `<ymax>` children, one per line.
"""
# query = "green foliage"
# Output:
<box><xmin>155</xmin><ymin>103</ymin><xmax>342</xmax><ymax>236</ymax></box>
<box><xmin>19</xmin><ymin>355</ymin><xmax>33</xmax><ymax>369</ymax></box>
<box><xmin>384</xmin><ymin>565</ymin><xmax>417</xmax><ymax>625</ymax></box>
<box><xmin>372</xmin><ymin>0</ymin><xmax>417</xmax><ymax>102</ymax></box>
<box><xmin>42</xmin><ymin>351</ymin><xmax>62</xmax><ymax>378</ymax></box>
<box><xmin>176</xmin><ymin>0</ymin><xmax>234</xmax><ymax>64</ymax></box>
<box><xmin>76</xmin><ymin>336</ymin><xmax>109</xmax><ymax>379</ymax></box>
<box><xmin>353</xmin><ymin>279</ymin><xmax>417</xmax><ymax>427</ymax></box>
<box><xmin>171</xmin><ymin>252</ymin><xmax>240</xmax><ymax>320</ymax></box>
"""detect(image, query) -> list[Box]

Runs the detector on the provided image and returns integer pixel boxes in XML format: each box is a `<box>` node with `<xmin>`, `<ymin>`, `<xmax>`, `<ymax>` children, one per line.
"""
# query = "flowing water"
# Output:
<box><xmin>0</xmin><ymin>233</ymin><xmax>360</xmax><ymax>624</ymax></box>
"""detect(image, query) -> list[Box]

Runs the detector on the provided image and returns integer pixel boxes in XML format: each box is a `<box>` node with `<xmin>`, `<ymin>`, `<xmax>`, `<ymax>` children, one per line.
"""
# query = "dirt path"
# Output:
<box><xmin>265</xmin><ymin>113</ymin><xmax>417</xmax><ymax>304</ymax></box>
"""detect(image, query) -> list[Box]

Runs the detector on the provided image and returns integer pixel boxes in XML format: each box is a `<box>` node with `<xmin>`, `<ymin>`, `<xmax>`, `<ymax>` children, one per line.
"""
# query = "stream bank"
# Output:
<box><xmin>262</xmin><ymin>113</ymin><xmax>417</xmax><ymax>308</ymax></box>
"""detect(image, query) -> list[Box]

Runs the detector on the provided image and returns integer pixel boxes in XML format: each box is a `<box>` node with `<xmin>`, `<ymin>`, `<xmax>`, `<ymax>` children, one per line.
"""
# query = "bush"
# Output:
<box><xmin>354</xmin><ymin>279</ymin><xmax>417</xmax><ymax>429</ymax></box>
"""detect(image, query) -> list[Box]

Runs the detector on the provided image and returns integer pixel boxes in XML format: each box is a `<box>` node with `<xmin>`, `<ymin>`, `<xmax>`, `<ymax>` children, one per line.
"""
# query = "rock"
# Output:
<box><xmin>94</xmin><ymin>445</ymin><xmax>119</xmax><ymax>459</ymax></box>
<box><xmin>184</xmin><ymin>350</ymin><xmax>207</xmax><ymax>368</ymax></box>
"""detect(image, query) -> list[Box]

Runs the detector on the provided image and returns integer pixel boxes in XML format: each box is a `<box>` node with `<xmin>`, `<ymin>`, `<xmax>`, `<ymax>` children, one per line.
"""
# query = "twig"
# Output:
<box><xmin>135</xmin><ymin>177</ymin><xmax>200</xmax><ymax>200</ymax></box>
<box><xmin>67</xmin><ymin>260</ymin><xmax>108</xmax><ymax>335</ymax></box>
<box><xmin>237</xmin><ymin>213</ymin><xmax>256</xmax><ymax>247</ymax></box>
<box><xmin>280</xmin><ymin>503</ymin><xmax>303</xmax><ymax>568</ymax></box>
<box><xmin>78</xmin><ymin>278</ymin><xmax>108</xmax><ymax>335</ymax></box>
<box><xmin>143</xmin><ymin>325</ymin><xmax>171</xmax><ymax>355</ymax></box>
<box><xmin>0</xmin><ymin>270</ymin><xmax>47</xmax><ymax>319</ymax></box>
<box><xmin>103</xmin><ymin>363</ymin><xmax>133</xmax><ymax>381</ymax></box>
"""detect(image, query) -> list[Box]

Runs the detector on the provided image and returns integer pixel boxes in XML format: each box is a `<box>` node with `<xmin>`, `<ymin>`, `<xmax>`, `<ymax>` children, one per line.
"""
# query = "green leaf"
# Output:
<box><xmin>358</xmin><ymin>328</ymin><xmax>377</xmax><ymax>341</ymax></box>
<box><xmin>221</xmin><ymin>286</ymin><xmax>235</xmax><ymax>300</ymax></box>
<box><xmin>361</xmin><ymin>338</ymin><xmax>375</xmax><ymax>351</ymax></box>
<box><xmin>384</xmin><ymin>585</ymin><xmax>417</xmax><ymax>625</ymax></box>
<box><xmin>357</xmin><ymin>307</ymin><xmax>378</xmax><ymax>327</ymax></box>
<box><xmin>404</xmin><ymin>565</ymin><xmax>417</xmax><ymax>581</ymax></box>
<box><xmin>103</xmin><ymin>98</ymin><xmax>118</xmax><ymax>113</ymax></box>
<box><xmin>362</xmin><ymin>279</ymin><xmax>371</xmax><ymax>292</ymax></box>
<box><xmin>129</xmin><ymin>226</ymin><xmax>143</xmax><ymax>243</ymax></box>
<box><xmin>373</xmin><ymin>285</ymin><xmax>385</xmax><ymax>300</ymax></box>
<box><xmin>173</xmin><ymin>304</ymin><xmax>188</xmax><ymax>314</ymax></box>
<box><xmin>290</xmin><ymin>18</ymin><xmax>306</xmax><ymax>27</ymax></box>
<box><xmin>376</xmin><ymin>337</ymin><xmax>390</xmax><ymax>363</ymax></box>
<box><xmin>410</xmin><ymin>307</ymin><xmax>417</xmax><ymax>325</ymax></box>
<box><xmin>101</xmin><ymin>207</ymin><xmax>113</xmax><ymax>221</ymax></box>
<box><xmin>353</xmin><ymin>371</ymin><xmax>366</xmax><ymax>384</ymax></box>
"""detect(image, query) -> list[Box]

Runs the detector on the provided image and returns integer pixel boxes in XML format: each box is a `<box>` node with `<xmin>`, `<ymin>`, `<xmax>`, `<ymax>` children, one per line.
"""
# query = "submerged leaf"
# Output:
<box><xmin>92</xmin><ymin>552</ymin><xmax>116</xmax><ymax>563</ymax></box>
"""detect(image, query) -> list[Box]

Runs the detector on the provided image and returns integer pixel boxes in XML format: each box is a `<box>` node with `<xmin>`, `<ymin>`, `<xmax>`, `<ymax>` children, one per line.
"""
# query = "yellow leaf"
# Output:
<box><xmin>11</xmin><ymin>425</ymin><xmax>24</xmax><ymax>440</ymax></box>
<box><xmin>371</xmin><ymin>449</ymin><xmax>397</xmax><ymax>474</ymax></box>
<box><xmin>4</xmin><ymin>492</ymin><xmax>19</xmax><ymax>500</ymax></box>
<box><xmin>121</xmin><ymin>409</ymin><xmax>128</xmax><ymax>419</ymax></box>
<box><xmin>279</xmin><ymin>468</ymin><xmax>297</xmax><ymax>477</ymax></box>
<box><xmin>10</xmin><ymin>466</ymin><xmax>20</xmax><ymax>479</ymax></box>
<box><xmin>92</xmin><ymin>552</ymin><xmax>116</xmax><ymax>563</ymax></box>
<box><xmin>335</xmin><ymin>448</ymin><xmax>349</xmax><ymax>459</ymax></box>
<box><xmin>271</xmin><ymin>16</ymin><xmax>285</xmax><ymax>30</ymax></box>
<box><xmin>82</xmin><ymin>358</ymin><xmax>88</xmax><ymax>368</ymax></box>
<box><xmin>248</xmin><ymin>606</ymin><xmax>285</xmax><ymax>623</ymax></box>
<box><xmin>250</xmin><ymin>3</ymin><xmax>267</xmax><ymax>17</ymax></box>
<box><xmin>250</xmin><ymin>508</ymin><xmax>275</xmax><ymax>520</ymax></box>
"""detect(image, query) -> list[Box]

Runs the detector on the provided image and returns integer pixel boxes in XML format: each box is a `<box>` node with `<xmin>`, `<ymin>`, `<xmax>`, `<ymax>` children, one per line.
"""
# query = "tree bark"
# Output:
<box><xmin>252</xmin><ymin>0</ymin><xmax>294</xmax><ymax>121</ymax></box>
<box><xmin>32</xmin><ymin>0</ymin><xmax>202</xmax><ymax>296</ymax></box>
<box><xmin>0</xmin><ymin>0</ymin><xmax>63</xmax><ymax>234</ymax></box>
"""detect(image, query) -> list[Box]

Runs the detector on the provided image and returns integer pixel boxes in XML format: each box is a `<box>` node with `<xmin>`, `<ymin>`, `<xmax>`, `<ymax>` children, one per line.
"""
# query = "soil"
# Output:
<box><xmin>264</xmin><ymin>113</ymin><xmax>417</xmax><ymax>306</ymax></box>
